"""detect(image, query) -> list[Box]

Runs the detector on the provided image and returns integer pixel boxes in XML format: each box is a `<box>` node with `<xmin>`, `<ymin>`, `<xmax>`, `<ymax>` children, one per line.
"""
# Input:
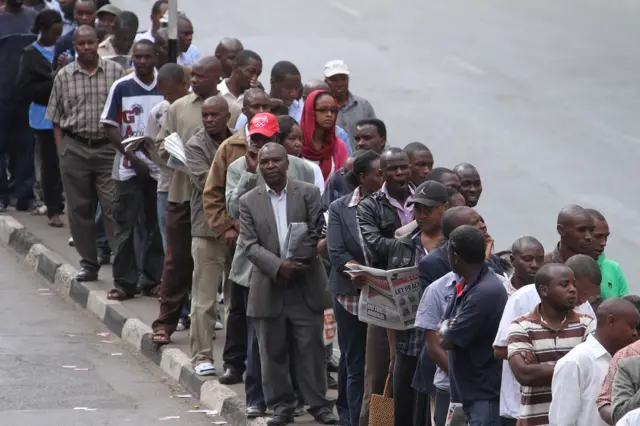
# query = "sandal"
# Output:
<box><xmin>107</xmin><ymin>288</ymin><xmax>134</xmax><ymax>301</ymax></box>
<box><xmin>152</xmin><ymin>330</ymin><xmax>170</xmax><ymax>345</ymax></box>
<box><xmin>48</xmin><ymin>215</ymin><xmax>64</xmax><ymax>228</ymax></box>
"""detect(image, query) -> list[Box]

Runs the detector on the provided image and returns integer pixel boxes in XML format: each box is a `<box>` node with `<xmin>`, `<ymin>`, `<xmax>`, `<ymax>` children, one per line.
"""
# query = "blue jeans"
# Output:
<box><xmin>334</xmin><ymin>298</ymin><xmax>367</xmax><ymax>426</ymax></box>
<box><xmin>0</xmin><ymin>101</ymin><xmax>34</xmax><ymax>206</ymax></box>
<box><xmin>157</xmin><ymin>191</ymin><xmax>168</xmax><ymax>250</ymax></box>
<box><xmin>96</xmin><ymin>203</ymin><xmax>111</xmax><ymax>257</ymax></box>
<box><xmin>463</xmin><ymin>400</ymin><xmax>500</xmax><ymax>426</ymax></box>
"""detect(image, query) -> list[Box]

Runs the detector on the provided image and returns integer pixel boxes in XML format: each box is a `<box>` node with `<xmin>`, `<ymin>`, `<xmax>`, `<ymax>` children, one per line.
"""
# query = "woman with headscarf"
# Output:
<box><xmin>300</xmin><ymin>90</ymin><xmax>349</xmax><ymax>182</ymax></box>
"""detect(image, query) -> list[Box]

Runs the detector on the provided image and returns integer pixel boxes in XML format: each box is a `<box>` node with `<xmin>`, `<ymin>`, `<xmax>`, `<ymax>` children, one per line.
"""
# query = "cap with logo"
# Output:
<box><xmin>248</xmin><ymin>112</ymin><xmax>280</xmax><ymax>138</ymax></box>
<box><xmin>97</xmin><ymin>4</ymin><xmax>121</xmax><ymax>16</ymax></box>
<box><xmin>324</xmin><ymin>60</ymin><xmax>350</xmax><ymax>78</ymax></box>
<box><xmin>409</xmin><ymin>181</ymin><xmax>449</xmax><ymax>207</ymax></box>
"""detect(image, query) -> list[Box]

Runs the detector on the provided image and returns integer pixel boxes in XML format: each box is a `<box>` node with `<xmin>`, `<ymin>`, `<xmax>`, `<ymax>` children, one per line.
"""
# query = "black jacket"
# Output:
<box><xmin>17</xmin><ymin>43</ymin><xmax>54</xmax><ymax>106</ymax></box>
<box><xmin>356</xmin><ymin>190</ymin><xmax>404</xmax><ymax>270</ymax></box>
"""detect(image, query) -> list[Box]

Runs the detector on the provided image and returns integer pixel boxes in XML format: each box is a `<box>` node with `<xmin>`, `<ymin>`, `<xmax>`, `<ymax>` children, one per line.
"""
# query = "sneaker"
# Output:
<box><xmin>194</xmin><ymin>362</ymin><xmax>216</xmax><ymax>376</ymax></box>
<box><xmin>217</xmin><ymin>293</ymin><xmax>224</xmax><ymax>304</ymax></box>
<box><xmin>68</xmin><ymin>237</ymin><xmax>74</xmax><ymax>247</ymax></box>
<box><xmin>215</xmin><ymin>321</ymin><xmax>223</xmax><ymax>330</ymax></box>
<box><xmin>176</xmin><ymin>317</ymin><xmax>190</xmax><ymax>331</ymax></box>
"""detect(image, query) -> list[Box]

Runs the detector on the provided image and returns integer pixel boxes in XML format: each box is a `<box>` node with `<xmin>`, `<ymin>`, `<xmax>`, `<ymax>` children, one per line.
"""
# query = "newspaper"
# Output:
<box><xmin>163</xmin><ymin>132</ymin><xmax>188</xmax><ymax>172</ymax></box>
<box><xmin>346</xmin><ymin>263</ymin><xmax>423</xmax><ymax>330</ymax></box>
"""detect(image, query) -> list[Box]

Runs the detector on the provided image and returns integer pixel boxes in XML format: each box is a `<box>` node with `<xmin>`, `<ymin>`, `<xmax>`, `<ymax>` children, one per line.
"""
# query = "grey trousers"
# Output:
<box><xmin>254</xmin><ymin>287</ymin><xmax>330</xmax><ymax>417</ymax></box>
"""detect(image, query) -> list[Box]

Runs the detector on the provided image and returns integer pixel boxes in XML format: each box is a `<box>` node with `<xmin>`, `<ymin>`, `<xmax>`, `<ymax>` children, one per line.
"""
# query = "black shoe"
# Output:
<box><xmin>327</xmin><ymin>373</ymin><xmax>338</xmax><ymax>390</ymax></box>
<box><xmin>246</xmin><ymin>405</ymin><xmax>266</xmax><ymax>418</ymax></box>
<box><xmin>293</xmin><ymin>405</ymin><xmax>304</xmax><ymax>417</ymax></box>
<box><xmin>313</xmin><ymin>409</ymin><xmax>337</xmax><ymax>424</ymax></box>
<box><xmin>76</xmin><ymin>268</ymin><xmax>98</xmax><ymax>282</ymax></box>
<box><xmin>327</xmin><ymin>357</ymin><xmax>339</xmax><ymax>373</ymax></box>
<box><xmin>218</xmin><ymin>368</ymin><xmax>242</xmax><ymax>385</ymax></box>
<box><xmin>266</xmin><ymin>414</ymin><xmax>294</xmax><ymax>426</ymax></box>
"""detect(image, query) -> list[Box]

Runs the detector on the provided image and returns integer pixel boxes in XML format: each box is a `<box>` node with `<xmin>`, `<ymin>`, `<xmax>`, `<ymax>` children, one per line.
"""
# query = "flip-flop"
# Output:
<box><xmin>107</xmin><ymin>288</ymin><xmax>134</xmax><ymax>301</ymax></box>
<box><xmin>152</xmin><ymin>330</ymin><xmax>170</xmax><ymax>345</ymax></box>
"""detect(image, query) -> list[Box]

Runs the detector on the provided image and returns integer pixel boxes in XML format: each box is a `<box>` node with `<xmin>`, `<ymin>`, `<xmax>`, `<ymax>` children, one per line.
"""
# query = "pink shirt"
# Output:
<box><xmin>380</xmin><ymin>183</ymin><xmax>414</xmax><ymax>226</ymax></box>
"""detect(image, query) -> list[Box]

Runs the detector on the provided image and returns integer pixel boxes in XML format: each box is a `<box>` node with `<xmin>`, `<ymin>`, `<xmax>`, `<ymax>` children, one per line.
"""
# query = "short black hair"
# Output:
<box><xmin>115</xmin><ymin>11</ymin><xmax>139</xmax><ymax>30</ymax></box>
<box><xmin>404</xmin><ymin>141</ymin><xmax>430</xmax><ymax>159</ymax></box>
<box><xmin>276</xmin><ymin>115</ymin><xmax>298</xmax><ymax>140</ymax></box>
<box><xmin>511</xmin><ymin>236</ymin><xmax>544</xmax><ymax>254</ymax></box>
<box><xmin>133</xmin><ymin>38</ymin><xmax>154</xmax><ymax>50</ymax></box>
<box><xmin>271</xmin><ymin>61</ymin><xmax>300</xmax><ymax>82</ymax></box>
<box><xmin>234</xmin><ymin>49</ymin><xmax>262</xmax><ymax>67</ymax></box>
<box><xmin>623</xmin><ymin>294</ymin><xmax>640</xmax><ymax>313</ymax></box>
<box><xmin>345</xmin><ymin>150</ymin><xmax>380</xmax><ymax>188</ymax></box>
<box><xmin>585</xmin><ymin>208</ymin><xmax>606</xmax><ymax>222</ymax></box>
<box><xmin>356</xmin><ymin>118</ymin><xmax>387</xmax><ymax>138</ymax></box>
<box><xmin>157</xmin><ymin>63</ymin><xmax>185</xmax><ymax>83</ymax></box>
<box><xmin>151</xmin><ymin>0</ymin><xmax>168</xmax><ymax>15</ymax></box>
<box><xmin>95</xmin><ymin>0</ymin><xmax>109</xmax><ymax>8</ymax></box>
<box><xmin>565</xmin><ymin>254</ymin><xmax>602</xmax><ymax>284</ymax></box>
<box><xmin>441</xmin><ymin>206</ymin><xmax>474</xmax><ymax>239</ymax></box>
<box><xmin>449</xmin><ymin>225</ymin><xmax>486</xmax><ymax>264</ymax></box>
<box><xmin>32</xmin><ymin>8</ymin><xmax>62</xmax><ymax>34</ymax></box>
<box><xmin>379</xmin><ymin>147</ymin><xmax>406</xmax><ymax>169</ymax></box>
<box><xmin>426</xmin><ymin>167</ymin><xmax>455</xmax><ymax>183</ymax></box>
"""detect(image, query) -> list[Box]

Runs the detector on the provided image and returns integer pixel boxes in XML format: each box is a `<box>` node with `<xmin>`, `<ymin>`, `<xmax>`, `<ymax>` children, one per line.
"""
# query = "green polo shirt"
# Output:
<box><xmin>597</xmin><ymin>253</ymin><xmax>628</xmax><ymax>300</ymax></box>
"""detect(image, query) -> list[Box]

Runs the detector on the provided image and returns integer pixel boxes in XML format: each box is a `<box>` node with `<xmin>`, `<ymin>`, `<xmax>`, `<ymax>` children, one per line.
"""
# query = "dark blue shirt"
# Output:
<box><xmin>442</xmin><ymin>264</ymin><xmax>507</xmax><ymax>404</ymax></box>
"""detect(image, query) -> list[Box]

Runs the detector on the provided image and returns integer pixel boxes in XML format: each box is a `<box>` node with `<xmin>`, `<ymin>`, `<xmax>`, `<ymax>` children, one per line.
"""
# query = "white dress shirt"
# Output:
<box><xmin>493</xmin><ymin>284</ymin><xmax>596</xmax><ymax>419</ymax></box>
<box><xmin>549</xmin><ymin>334</ymin><xmax>611</xmax><ymax>426</ymax></box>
<box><xmin>303</xmin><ymin>159</ymin><xmax>325</xmax><ymax>195</ymax></box>
<box><xmin>616</xmin><ymin>408</ymin><xmax>640</xmax><ymax>425</ymax></box>
<box><xmin>266</xmin><ymin>184</ymin><xmax>288</xmax><ymax>254</ymax></box>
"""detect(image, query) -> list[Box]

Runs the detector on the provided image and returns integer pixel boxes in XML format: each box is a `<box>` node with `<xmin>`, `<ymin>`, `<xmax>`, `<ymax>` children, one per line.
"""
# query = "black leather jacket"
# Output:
<box><xmin>356</xmin><ymin>190</ymin><xmax>404</xmax><ymax>270</ymax></box>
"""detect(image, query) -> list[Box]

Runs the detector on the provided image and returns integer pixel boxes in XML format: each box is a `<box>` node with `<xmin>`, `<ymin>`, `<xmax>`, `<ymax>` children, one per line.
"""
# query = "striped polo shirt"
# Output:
<box><xmin>507</xmin><ymin>305</ymin><xmax>595</xmax><ymax>426</ymax></box>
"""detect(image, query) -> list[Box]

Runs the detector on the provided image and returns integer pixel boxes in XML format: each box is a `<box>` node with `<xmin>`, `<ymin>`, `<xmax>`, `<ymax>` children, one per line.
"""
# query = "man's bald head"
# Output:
<box><xmin>73</xmin><ymin>24</ymin><xmax>97</xmax><ymax>41</ymax></box>
<box><xmin>556</xmin><ymin>204</ymin><xmax>597</xmax><ymax>259</ymax></box>
<box><xmin>534</xmin><ymin>263</ymin><xmax>573</xmax><ymax>293</ymax></box>
<box><xmin>259</xmin><ymin>142</ymin><xmax>287</xmax><ymax>162</ymax></box>
<box><xmin>453</xmin><ymin>163</ymin><xmax>478</xmax><ymax>175</ymax></box>
<box><xmin>215</xmin><ymin>37</ymin><xmax>244</xmax><ymax>78</ymax></box>
<box><xmin>596</xmin><ymin>297</ymin><xmax>640</xmax><ymax>351</ymax></box>
<box><xmin>203</xmin><ymin>95</ymin><xmax>229</xmax><ymax>108</ymax></box>
<box><xmin>303</xmin><ymin>79</ymin><xmax>330</xmax><ymax>99</ymax></box>
<box><xmin>196</xmin><ymin>56</ymin><xmax>222</xmax><ymax>71</ymax></box>
<box><xmin>512</xmin><ymin>236</ymin><xmax>544</xmax><ymax>255</ymax></box>
<box><xmin>155</xmin><ymin>27</ymin><xmax>168</xmax><ymax>43</ymax></box>
<box><xmin>441</xmin><ymin>206</ymin><xmax>479</xmax><ymax>239</ymax></box>
<box><xmin>191</xmin><ymin>56</ymin><xmax>223</xmax><ymax>98</ymax></box>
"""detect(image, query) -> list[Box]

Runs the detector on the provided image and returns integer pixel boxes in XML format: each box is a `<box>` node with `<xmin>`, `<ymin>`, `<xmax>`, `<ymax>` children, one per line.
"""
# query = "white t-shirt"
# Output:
<box><xmin>492</xmin><ymin>284</ymin><xmax>595</xmax><ymax>419</ymax></box>
<box><xmin>303</xmin><ymin>159</ymin><xmax>325</xmax><ymax>195</ymax></box>
<box><xmin>617</xmin><ymin>408</ymin><xmax>640</xmax><ymax>426</ymax></box>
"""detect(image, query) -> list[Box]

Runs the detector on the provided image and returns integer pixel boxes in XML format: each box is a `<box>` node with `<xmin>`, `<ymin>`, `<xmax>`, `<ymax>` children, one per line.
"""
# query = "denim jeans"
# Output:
<box><xmin>0</xmin><ymin>101</ymin><xmax>34</xmax><ymax>206</ymax></box>
<box><xmin>463</xmin><ymin>400</ymin><xmax>500</xmax><ymax>426</ymax></box>
<box><xmin>334</xmin><ymin>298</ymin><xmax>367</xmax><ymax>426</ymax></box>
<box><xmin>156</xmin><ymin>191</ymin><xmax>168</xmax><ymax>250</ymax></box>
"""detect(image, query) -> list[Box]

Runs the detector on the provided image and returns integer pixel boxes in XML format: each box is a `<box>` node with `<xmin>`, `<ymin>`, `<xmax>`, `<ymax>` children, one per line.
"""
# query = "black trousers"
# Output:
<box><xmin>111</xmin><ymin>177</ymin><xmax>164</xmax><ymax>294</ymax></box>
<box><xmin>223</xmin><ymin>281</ymin><xmax>248</xmax><ymax>374</ymax></box>
<box><xmin>393</xmin><ymin>351</ymin><xmax>419</xmax><ymax>426</ymax></box>
<box><xmin>34</xmin><ymin>129</ymin><xmax>63</xmax><ymax>217</ymax></box>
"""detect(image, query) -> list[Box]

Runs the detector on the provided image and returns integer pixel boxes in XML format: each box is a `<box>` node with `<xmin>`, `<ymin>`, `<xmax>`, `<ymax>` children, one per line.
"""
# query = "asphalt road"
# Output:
<box><xmin>0</xmin><ymin>242</ymin><xmax>221</xmax><ymax>426</ymax></box>
<box><xmin>119</xmin><ymin>0</ymin><xmax>640</xmax><ymax>285</ymax></box>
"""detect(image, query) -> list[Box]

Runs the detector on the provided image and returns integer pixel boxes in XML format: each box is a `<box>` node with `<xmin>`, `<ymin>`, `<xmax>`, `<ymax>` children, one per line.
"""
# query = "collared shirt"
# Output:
<box><xmin>507</xmin><ymin>305</ymin><xmax>596</xmax><ymax>426</ymax></box>
<box><xmin>379</xmin><ymin>182</ymin><xmax>414</xmax><ymax>226</ymax></box>
<box><xmin>336</xmin><ymin>91</ymin><xmax>375</xmax><ymax>151</ymax></box>
<box><xmin>549</xmin><ymin>334</ymin><xmax>611</xmax><ymax>426</ymax></box>
<box><xmin>494</xmin><ymin>283</ymin><xmax>595</xmax><ymax>419</ymax></box>
<box><xmin>46</xmin><ymin>58</ymin><xmax>125</xmax><ymax>139</ymax></box>
<box><xmin>178</xmin><ymin>44</ymin><xmax>200</xmax><ymax>67</ymax></box>
<box><xmin>597</xmin><ymin>340</ymin><xmax>640</xmax><ymax>410</ymax></box>
<box><xmin>266</xmin><ymin>184</ymin><xmax>288</xmax><ymax>254</ymax></box>
<box><xmin>415</xmin><ymin>271</ymin><xmax>458</xmax><ymax>390</ymax></box>
<box><xmin>334</xmin><ymin>187</ymin><xmax>362</xmax><ymax>315</ymax></box>
<box><xmin>596</xmin><ymin>252</ymin><xmax>629</xmax><ymax>300</ymax></box>
<box><xmin>218</xmin><ymin>78</ymin><xmax>243</xmax><ymax>103</ymax></box>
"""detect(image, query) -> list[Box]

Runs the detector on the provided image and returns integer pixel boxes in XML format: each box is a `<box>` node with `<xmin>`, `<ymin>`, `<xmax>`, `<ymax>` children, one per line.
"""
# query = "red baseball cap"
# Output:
<box><xmin>248</xmin><ymin>112</ymin><xmax>280</xmax><ymax>138</ymax></box>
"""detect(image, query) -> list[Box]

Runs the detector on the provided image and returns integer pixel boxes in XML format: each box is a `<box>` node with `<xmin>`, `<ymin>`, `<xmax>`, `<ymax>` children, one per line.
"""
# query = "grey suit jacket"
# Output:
<box><xmin>239</xmin><ymin>179</ymin><xmax>332</xmax><ymax>318</ymax></box>
<box><xmin>612</xmin><ymin>355</ymin><xmax>640</xmax><ymax>424</ymax></box>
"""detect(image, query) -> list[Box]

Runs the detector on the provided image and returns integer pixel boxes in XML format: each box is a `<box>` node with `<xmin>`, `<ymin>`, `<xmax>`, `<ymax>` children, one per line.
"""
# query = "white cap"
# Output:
<box><xmin>324</xmin><ymin>60</ymin><xmax>350</xmax><ymax>78</ymax></box>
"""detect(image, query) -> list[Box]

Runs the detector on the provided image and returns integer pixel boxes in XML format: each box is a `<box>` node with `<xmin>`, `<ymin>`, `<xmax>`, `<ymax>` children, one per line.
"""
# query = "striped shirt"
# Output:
<box><xmin>507</xmin><ymin>305</ymin><xmax>595</xmax><ymax>426</ymax></box>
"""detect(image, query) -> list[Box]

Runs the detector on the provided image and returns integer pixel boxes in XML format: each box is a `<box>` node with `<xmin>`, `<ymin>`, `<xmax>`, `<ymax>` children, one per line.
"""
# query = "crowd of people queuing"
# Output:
<box><xmin>3</xmin><ymin>0</ymin><xmax>640</xmax><ymax>425</ymax></box>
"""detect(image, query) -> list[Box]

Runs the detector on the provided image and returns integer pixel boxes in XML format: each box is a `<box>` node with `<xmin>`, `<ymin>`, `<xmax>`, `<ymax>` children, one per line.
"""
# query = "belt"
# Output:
<box><xmin>63</xmin><ymin>130</ymin><xmax>109</xmax><ymax>146</ymax></box>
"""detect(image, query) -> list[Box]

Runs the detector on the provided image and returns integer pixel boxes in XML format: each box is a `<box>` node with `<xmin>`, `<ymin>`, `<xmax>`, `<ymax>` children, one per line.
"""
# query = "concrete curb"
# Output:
<box><xmin>0</xmin><ymin>214</ymin><xmax>253</xmax><ymax>426</ymax></box>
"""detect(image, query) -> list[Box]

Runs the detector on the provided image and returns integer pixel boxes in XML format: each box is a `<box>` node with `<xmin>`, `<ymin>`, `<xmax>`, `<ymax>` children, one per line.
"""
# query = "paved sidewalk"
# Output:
<box><xmin>3</xmin><ymin>210</ymin><xmax>337</xmax><ymax>426</ymax></box>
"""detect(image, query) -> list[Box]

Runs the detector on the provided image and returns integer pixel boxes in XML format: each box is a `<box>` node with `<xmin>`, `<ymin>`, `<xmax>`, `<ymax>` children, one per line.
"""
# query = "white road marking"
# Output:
<box><xmin>447</xmin><ymin>56</ymin><xmax>488</xmax><ymax>76</ymax></box>
<box><xmin>328</xmin><ymin>0</ymin><xmax>361</xmax><ymax>18</ymax></box>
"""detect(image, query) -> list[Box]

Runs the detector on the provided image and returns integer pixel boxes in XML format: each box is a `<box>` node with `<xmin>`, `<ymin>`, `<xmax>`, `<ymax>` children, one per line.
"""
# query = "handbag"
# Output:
<box><xmin>368</xmin><ymin>374</ymin><xmax>394</xmax><ymax>426</ymax></box>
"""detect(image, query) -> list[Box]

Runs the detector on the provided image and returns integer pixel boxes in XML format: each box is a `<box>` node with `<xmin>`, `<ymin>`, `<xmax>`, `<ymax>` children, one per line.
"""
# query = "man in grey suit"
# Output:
<box><xmin>239</xmin><ymin>143</ymin><xmax>337</xmax><ymax>426</ymax></box>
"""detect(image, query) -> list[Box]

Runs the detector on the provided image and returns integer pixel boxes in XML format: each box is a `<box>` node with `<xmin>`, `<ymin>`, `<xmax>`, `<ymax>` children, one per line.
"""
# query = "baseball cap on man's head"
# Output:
<box><xmin>248</xmin><ymin>113</ymin><xmax>280</xmax><ymax>138</ymax></box>
<box><xmin>97</xmin><ymin>4</ymin><xmax>121</xmax><ymax>16</ymax></box>
<box><xmin>410</xmin><ymin>181</ymin><xmax>449</xmax><ymax>207</ymax></box>
<box><xmin>324</xmin><ymin>60</ymin><xmax>350</xmax><ymax>78</ymax></box>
